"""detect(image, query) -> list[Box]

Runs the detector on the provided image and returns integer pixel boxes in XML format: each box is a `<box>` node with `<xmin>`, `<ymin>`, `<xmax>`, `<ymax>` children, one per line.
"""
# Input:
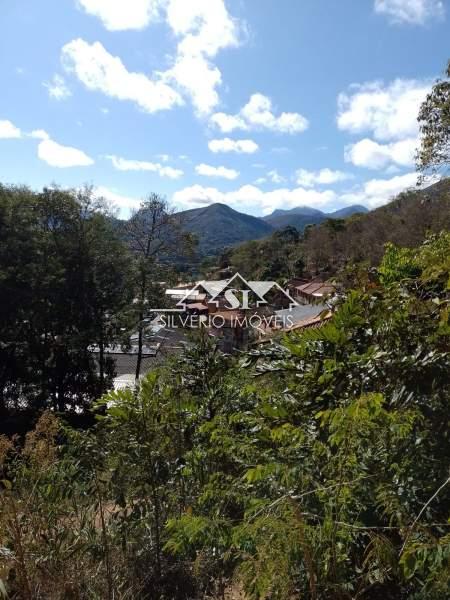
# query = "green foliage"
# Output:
<box><xmin>0</xmin><ymin>235</ymin><xmax>449</xmax><ymax>599</ymax></box>
<box><xmin>417</xmin><ymin>59</ymin><xmax>450</xmax><ymax>178</ymax></box>
<box><xmin>227</xmin><ymin>179</ymin><xmax>450</xmax><ymax>280</ymax></box>
<box><xmin>228</xmin><ymin>227</ymin><xmax>305</xmax><ymax>280</ymax></box>
<box><xmin>378</xmin><ymin>243</ymin><xmax>420</xmax><ymax>284</ymax></box>
<box><xmin>0</xmin><ymin>184</ymin><xmax>133</xmax><ymax>424</ymax></box>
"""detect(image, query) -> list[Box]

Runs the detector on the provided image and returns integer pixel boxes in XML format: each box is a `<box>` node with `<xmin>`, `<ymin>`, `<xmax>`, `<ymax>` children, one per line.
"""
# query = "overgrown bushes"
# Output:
<box><xmin>1</xmin><ymin>234</ymin><xmax>449</xmax><ymax>599</ymax></box>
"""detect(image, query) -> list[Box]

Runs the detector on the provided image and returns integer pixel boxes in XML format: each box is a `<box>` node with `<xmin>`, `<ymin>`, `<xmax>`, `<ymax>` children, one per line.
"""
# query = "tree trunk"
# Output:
<box><xmin>135</xmin><ymin>311</ymin><xmax>144</xmax><ymax>382</ymax></box>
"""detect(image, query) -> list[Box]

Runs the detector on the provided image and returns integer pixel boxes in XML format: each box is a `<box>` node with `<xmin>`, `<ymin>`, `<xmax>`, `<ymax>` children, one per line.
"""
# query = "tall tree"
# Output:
<box><xmin>0</xmin><ymin>185</ymin><xmax>132</xmax><ymax>425</ymax></box>
<box><xmin>417</xmin><ymin>59</ymin><xmax>450</xmax><ymax>178</ymax></box>
<box><xmin>123</xmin><ymin>194</ymin><xmax>196</xmax><ymax>380</ymax></box>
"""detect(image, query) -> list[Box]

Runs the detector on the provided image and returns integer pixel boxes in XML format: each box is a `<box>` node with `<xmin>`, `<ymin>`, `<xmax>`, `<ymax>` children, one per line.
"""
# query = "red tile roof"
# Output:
<box><xmin>285</xmin><ymin>311</ymin><xmax>333</xmax><ymax>331</ymax></box>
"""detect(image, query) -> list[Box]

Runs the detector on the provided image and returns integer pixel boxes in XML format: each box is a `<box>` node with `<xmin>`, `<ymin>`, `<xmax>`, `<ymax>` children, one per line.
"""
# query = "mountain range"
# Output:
<box><xmin>115</xmin><ymin>201</ymin><xmax>369</xmax><ymax>256</ymax></box>
<box><xmin>115</xmin><ymin>179</ymin><xmax>449</xmax><ymax>258</ymax></box>
<box><xmin>177</xmin><ymin>203</ymin><xmax>368</xmax><ymax>254</ymax></box>
<box><xmin>262</xmin><ymin>204</ymin><xmax>368</xmax><ymax>231</ymax></box>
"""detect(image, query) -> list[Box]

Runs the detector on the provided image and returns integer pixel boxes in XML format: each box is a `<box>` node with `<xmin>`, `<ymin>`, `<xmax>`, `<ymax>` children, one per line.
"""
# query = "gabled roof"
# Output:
<box><xmin>296</xmin><ymin>282</ymin><xmax>335</xmax><ymax>297</ymax></box>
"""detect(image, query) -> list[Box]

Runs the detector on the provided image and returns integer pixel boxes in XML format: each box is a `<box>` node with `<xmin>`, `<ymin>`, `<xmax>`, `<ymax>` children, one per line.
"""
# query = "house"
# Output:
<box><xmin>208</xmin><ymin>310</ymin><xmax>251</xmax><ymax>353</ymax></box>
<box><xmin>293</xmin><ymin>281</ymin><xmax>335</xmax><ymax>304</ymax></box>
<box><xmin>251</xmin><ymin>310</ymin><xmax>333</xmax><ymax>347</ymax></box>
<box><xmin>284</xmin><ymin>310</ymin><xmax>333</xmax><ymax>332</ymax></box>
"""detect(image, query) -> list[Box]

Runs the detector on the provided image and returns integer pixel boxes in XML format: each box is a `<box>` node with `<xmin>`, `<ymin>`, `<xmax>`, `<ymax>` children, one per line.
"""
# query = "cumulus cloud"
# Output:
<box><xmin>267</xmin><ymin>170</ymin><xmax>286</xmax><ymax>184</ymax></box>
<box><xmin>163</xmin><ymin>0</ymin><xmax>240</xmax><ymax>114</ymax></box>
<box><xmin>173</xmin><ymin>171</ymin><xmax>422</xmax><ymax>214</ymax></box>
<box><xmin>374</xmin><ymin>0</ymin><xmax>445</xmax><ymax>25</ymax></box>
<box><xmin>296</xmin><ymin>168</ymin><xmax>354</xmax><ymax>187</ymax></box>
<box><xmin>337</xmin><ymin>79</ymin><xmax>431</xmax><ymax>141</ymax></box>
<box><xmin>77</xmin><ymin>0</ymin><xmax>164</xmax><ymax>31</ymax></box>
<box><xmin>195</xmin><ymin>163</ymin><xmax>239</xmax><ymax>180</ymax></box>
<box><xmin>164</xmin><ymin>53</ymin><xmax>222</xmax><ymax>115</ymax></box>
<box><xmin>208</xmin><ymin>138</ymin><xmax>258</xmax><ymax>154</ymax></box>
<box><xmin>33</xmin><ymin>131</ymin><xmax>94</xmax><ymax>168</ymax></box>
<box><xmin>44</xmin><ymin>74</ymin><xmax>72</xmax><ymax>100</ymax></box>
<box><xmin>30</xmin><ymin>129</ymin><xmax>50</xmax><ymax>140</ymax></box>
<box><xmin>0</xmin><ymin>119</ymin><xmax>21</xmax><ymax>138</ymax></box>
<box><xmin>107</xmin><ymin>154</ymin><xmax>183</xmax><ymax>178</ymax></box>
<box><xmin>345</xmin><ymin>137</ymin><xmax>418</xmax><ymax>169</ymax></box>
<box><xmin>73</xmin><ymin>1</ymin><xmax>240</xmax><ymax>115</ymax></box>
<box><xmin>339</xmin><ymin>172</ymin><xmax>418</xmax><ymax>208</ymax></box>
<box><xmin>172</xmin><ymin>183</ymin><xmax>337</xmax><ymax>214</ymax></box>
<box><xmin>210</xmin><ymin>93</ymin><xmax>309</xmax><ymax>134</ymax></box>
<box><xmin>62</xmin><ymin>39</ymin><xmax>183</xmax><ymax>114</ymax></box>
<box><xmin>95</xmin><ymin>186</ymin><xmax>142</xmax><ymax>215</ymax></box>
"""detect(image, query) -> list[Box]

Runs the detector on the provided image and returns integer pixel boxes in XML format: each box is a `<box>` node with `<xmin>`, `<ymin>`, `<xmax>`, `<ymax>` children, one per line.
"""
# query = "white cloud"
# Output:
<box><xmin>374</xmin><ymin>0</ymin><xmax>444</xmax><ymax>25</ymax></box>
<box><xmin>30</xmin><ymin>129</ymin><xmax>50</xmax><ymax>140</ymax></box>
<box><xmin>95</xmin><ymin>186</ymin><xmax>141</xmax><ymax>214</ymax></box>
<box><xmin>173</xmin><ymin>183</ymin><xmax>336</xmax><ymax>214</ymax></box>
<box><xmin>173</xmin><ymin>173</ymin><xmax>423</xmax><ymax>214</ymax></box>
<box><xmin>66</xmin><ymin>1</ymin><xmax>241</xmax><ymax>116</ymax></box>
<box><xmin>36</xmin><ymin>132</ymin><xmax>94</xmax><ymax>168</ymax></box>
<box><xmin>0</xmin><ymin>119</ymin><xmax>21</xmax><ymax>138</ymax></box>
<box><xmin>208</xmin><ymin>138</ymin><xmax>258</xmax><ymax>154</ymax></box>
<box><xmin>166</xmin><ymin>0</ymin><xmax>239</xmax><ymax>58</ymax></box>
<box><xmin>210</xmin><ymin>93</ymin><xmax>309</xmax><ymax>134</ymax></box>
<box><xmin>210</xmin><ymin>112</ymin><xmax>246</xmax><ymax>133</ymax></box>
<box><xmin>164</xmin><ymin>53</ymin><xmax>222</xmax><ymax>115</ymax></box>
<box><xmin>345</xmin><ymin>137</ymin><xmax>418</xmax><ymax>169</ymax></box>
<box><xmin>107</xmin><ymin>154</ymin><xmax>183</xmax><ymax>178</ymax></box>
<box><xmin>195</xmin><ymin>163</ymin><xmax>239</xmax><ymax>179</ymax></box>
<box><xmin>337</xmin><ymin>79</ymin><xmax>431</xmax><ymax>141</ymax></box>
<box><xmin>296</xmin><ymin>168</ymin><xmax>354</xmax><ymax>187</ymax></box>
<box><xmin>163</xmin><ymin>0</ymin><xmax>240</xmax><ymax>115</ymax></box>
<box><xmin>339</xmin><ymin>172</ymin><xmax>418</xmax><ymax>208</ymax></box>
<box><xmin>267</xmin><ymin>169</ymin><xmax>286</xmax><ymax>184</ymax></box>
<box><xmin>44</xmin><ymin>74</ymin><xmax>72</xmax><ymax>100</ymax></box>
<box><xmin>62</xmin><ymin>39</ymin><xmax>183</xmax><ymax>113</ymax></box>
<box><xmin>77</xmin><ymin>0</ymin><xmax>164</xmax><ymax>31</ymax></box>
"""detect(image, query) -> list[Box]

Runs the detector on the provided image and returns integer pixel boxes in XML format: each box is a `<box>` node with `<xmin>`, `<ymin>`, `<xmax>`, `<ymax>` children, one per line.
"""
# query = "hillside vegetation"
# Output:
<box><xmin>227</xmin><ymin>179</ymin><xmax>450</xmax><ymax>280</ymax></box>
<box><xmin>1</xmin><ymin>233</ymin><xmax>449</xmax><ymax>599</ymax></box>
<box><xmin>1</xmin><ymin>61</ymin><xmax>449</xmax><ymax>599</ymax></box>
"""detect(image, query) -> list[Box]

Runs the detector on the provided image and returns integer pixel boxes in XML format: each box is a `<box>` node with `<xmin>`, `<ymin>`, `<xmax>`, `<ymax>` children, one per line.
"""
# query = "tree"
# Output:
<box><xmin>165</xmin><ymin>234</ymin><xmax>450</xmax><ymax>599</ymax></box>
<box><xmin>123</xmin><ymin>194</ymin><xmax>196</xmax><ymax>380</ymax></box>
<box><xmin>417</xmin><ymin>59</ymin><xmax>450</xmax><ymax>179</ymax></box>
<box><xmin>0</xmin><ymin>185</ymin><xmax>132</xmax><ymax>425</ymax></box>
<box><xmin>1</xmin><ymin>234</ymin><xmax>449</xmax><ymax>598</ymax></box>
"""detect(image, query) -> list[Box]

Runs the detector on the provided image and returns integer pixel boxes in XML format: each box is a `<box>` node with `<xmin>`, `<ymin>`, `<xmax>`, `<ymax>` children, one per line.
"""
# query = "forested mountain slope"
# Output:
<box><xmin>227</xmin><ymin>179</ymin><xmax>450</xmax><ymax>279</ymax></box>
<box><xmin>303</xmin><ymin>178</ymin><xmax>450</xmax><ymax>274</ymax></box>
<box><xmin>178</xmin><ymin>202</ymin><xmax>274</xmax><ymax>254</ymax></box>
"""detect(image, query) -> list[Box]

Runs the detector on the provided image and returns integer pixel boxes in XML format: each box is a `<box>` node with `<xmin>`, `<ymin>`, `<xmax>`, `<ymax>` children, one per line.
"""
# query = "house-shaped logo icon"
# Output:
<box><xmin>176</xmin><ymin>272</ymin><xmax>299</xmax><ymax>311</ymax></box>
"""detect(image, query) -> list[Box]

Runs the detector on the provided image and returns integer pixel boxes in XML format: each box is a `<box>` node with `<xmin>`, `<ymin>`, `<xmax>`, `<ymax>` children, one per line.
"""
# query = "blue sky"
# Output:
<box><xmin>0</xmin><ymin>0</ymin><xmax>448</xmax><ymax>217</ymax></box>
